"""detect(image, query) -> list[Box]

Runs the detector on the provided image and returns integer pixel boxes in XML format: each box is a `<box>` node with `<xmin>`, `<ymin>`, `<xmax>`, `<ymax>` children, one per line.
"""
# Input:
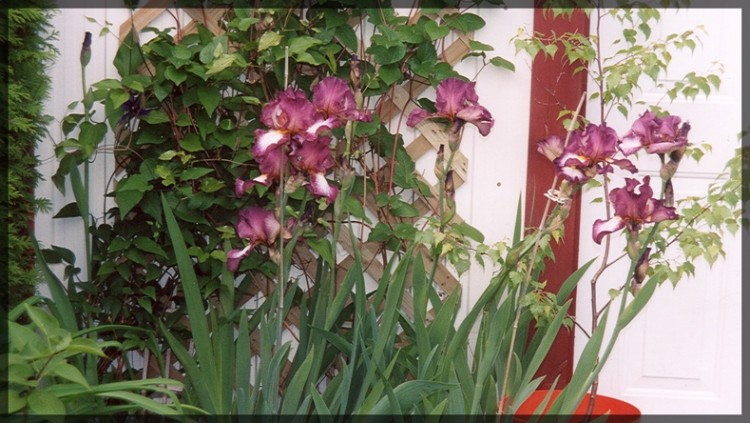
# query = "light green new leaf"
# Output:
<box><xmin>28</xmin><ymin>390</ymin><xmax>66</xmax><ymax>415</ymax></box>
<box><xmin>49</xmin><ymin>362</ymin><xmax>89</xmax><ymax>388</ymax></box>
<box><xmin>96</xmin><ymin>391</ymin><xmax>179</xmax><ymax>415</ymax></box>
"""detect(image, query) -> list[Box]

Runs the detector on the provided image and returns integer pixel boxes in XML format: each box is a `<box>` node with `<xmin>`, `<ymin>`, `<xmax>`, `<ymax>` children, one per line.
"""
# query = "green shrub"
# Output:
<box><xmin>4</xmin><ymin>4</ymin><xmax>57</xmax><ymax>306</ymax></box>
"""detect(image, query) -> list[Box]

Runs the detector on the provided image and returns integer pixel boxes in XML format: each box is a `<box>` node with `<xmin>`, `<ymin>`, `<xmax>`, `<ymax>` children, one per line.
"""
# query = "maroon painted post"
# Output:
<box><xmin>525</xmin><ymin>7</ymin><xmax>590</xmax><ymax>387</ymax></box>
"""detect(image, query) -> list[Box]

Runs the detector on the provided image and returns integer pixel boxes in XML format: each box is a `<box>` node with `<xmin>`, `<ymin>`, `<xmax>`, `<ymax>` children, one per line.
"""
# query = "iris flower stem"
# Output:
<box><xmin>79</xmin><ymin>37</ymin><xmax>96</xmax><ymax>385</ymax></box>
<box><xmin>79</xmin><ymin>61</ymin><xmax>93</xmax><ymax>284</ymax></box>
<box><xmin>583</xmin><ymin>7</ymin><xmax>608</xmax><ymax>416</ymax></box>
<box><xmin>276</xmin><ymin>150</ymin><xmax>287</xmax><ymax>356</ymax></box>
<box><xmin>276</xmin><ymin>47</ymin><xmax>291</xmax><ymax>357</ymax></box>
<box><xmin>427</xmin><ymin>144</ymin><xmax>458</xmax><ymax>313</ymax></box>
<box><xmin>498</xmin><ymin>92</ymin><xmax>587</xmax><ymax>417</ymax></box>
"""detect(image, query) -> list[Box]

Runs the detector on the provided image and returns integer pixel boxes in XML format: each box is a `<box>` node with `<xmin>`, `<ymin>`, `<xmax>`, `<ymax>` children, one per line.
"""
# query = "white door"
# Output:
<box><xmin>575</xmin><ymin>9</ymin><xmax>742</xmax><ymax>414</ymax></box>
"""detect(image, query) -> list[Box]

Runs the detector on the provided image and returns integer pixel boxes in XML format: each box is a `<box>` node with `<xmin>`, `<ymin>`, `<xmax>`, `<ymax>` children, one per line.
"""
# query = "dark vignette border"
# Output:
<box><xmin>1</xmin><ymin>5</ymin><xmax>11</xmax><ymax>416</ymax></box>
<box><xmin>3</xmin><ymin>0</ymin><xmax>750</xmax><ymax>9</ymax></box>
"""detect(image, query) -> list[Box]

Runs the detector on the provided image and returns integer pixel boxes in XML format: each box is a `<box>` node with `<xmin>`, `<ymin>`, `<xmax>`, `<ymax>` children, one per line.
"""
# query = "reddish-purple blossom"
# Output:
<box><xmin>537</xmin><ymin>135</ymin><xmax>565</xmax><ymax>162</ymax></box>
<box><xmin>551</xmin><ymin>123</ymin><xmax>637</xmax><ymax>182</ymax></box>
<box><xmin>227</xmin><ymin>207</ymin><xmax>292</xmax><ymax>271</ymax></box>
<box><xmin>592</xmin><ymin>176</ymin><xmax>677</xmax><ymax>244</ymax></box>
<box><xmin>619</xmin><ymin>111</ymin><xmax>690</xmax><ymax>156</ymax></box>
<box><xmin>242</xmin><ymin>79</ymin><xmax>370</xmax><ymax>203</ymax></box>
<box><xmin>290</xmin><ymin>137</ymin><xmax>338</xmax><ymax>203</ymax></box>
<box><xmin>312</xmin><ymin>76</ymin><xmax>359</xmax><ymax>124</ymax></box>
<box><xmin>261</xmin><ymin>87</ymin><xmax>321</xmax><ymax>136</ymax></box>
<box><xmin>407</xmin><ymin>77</ymin><xmax>494</xmax><ymax>136</ymax></box>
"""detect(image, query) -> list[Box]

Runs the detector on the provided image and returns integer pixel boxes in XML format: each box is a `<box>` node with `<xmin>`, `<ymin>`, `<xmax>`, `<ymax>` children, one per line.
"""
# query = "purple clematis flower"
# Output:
<box><xmin>619</xmin><ymin>111</ymin><xmax>690</xmax><ymax>156</ymax></box>
<box><xmin>592</xmin><ymin>176</ymin><xmax>677</xmax><ymax>244</ymax></box>
<box><xmin>407</xmin><ymin>77</ymin><xmax>494</xmax><ymax>137</ymax></box>
<box><xmin>119</xmin><ymin>91</ymin><xmax>150</xmax><ymax>124</ymax></box>
<box><xmin>553</xmin><ymin>123</ymin><xmax>638</xmax><ymax>182</ymax></box>
<box><xmin>227</xmin><ymin>207</ymin><xmax>293</xmax><ymax>272</ymax></box>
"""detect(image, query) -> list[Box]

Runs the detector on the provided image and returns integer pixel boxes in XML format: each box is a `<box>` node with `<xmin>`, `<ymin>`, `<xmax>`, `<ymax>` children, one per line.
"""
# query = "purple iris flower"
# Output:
<box><xmin>537</xmin><ymin>135</ymin><xmax>565</xmax><ymax>162</ymax></box>
<box><xmin>312</xmin><ymin>76</ymin><xmax>360</xmax><ymax>124</ymax></box>
<box><xmin>235</xmin><ymin>142</ymin><xmax>289</xmax><ymax>196</ymax></box>
<box><xmin>619</xmin><ymin>111</ymin><xmax>690</xmax><ymax>156</ymax></box>
<box><xmin>407</xmin><ymin>77</ymin><xmax>494</xmax><ymax>136</ymax></box>
<box><xmin>239</xmin><ymin>77</ymin><xmax>369</xmax><ymax>203</ymax></box>
<box><xmin>592</xmin><ymin>176</ymin><xmax>678</xmax><ymax>244</ymax></box>
<box><xmin>290</xmin><ymin>137</ymin><xmax>338</xmax><ymax>203</ymax></box>
<box><xmin>253</xmin><ymin>87</ymin><xmax>323</xmax><ymax>159</ymax></box>
<box><xmin>227</xmin><ymin>207</ymin><xmax>293</xmax><ymax>272</ymax></box>
<box><xmin>550</xmin><ymin>123</ymin><xmax>637</xmax><ymax>182</ymax></box>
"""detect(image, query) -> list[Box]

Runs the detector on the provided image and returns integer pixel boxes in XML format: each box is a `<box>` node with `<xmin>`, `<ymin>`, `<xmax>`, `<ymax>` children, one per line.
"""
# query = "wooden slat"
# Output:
<box><xmin>182</xmin><ymin>8</ymin><xmax>229</xmax><ymax>36</ymax></box>
<box><xmin>118</xmin><ymin>0</ymin><xmax>172</xmax><ymax>40</ymax></box>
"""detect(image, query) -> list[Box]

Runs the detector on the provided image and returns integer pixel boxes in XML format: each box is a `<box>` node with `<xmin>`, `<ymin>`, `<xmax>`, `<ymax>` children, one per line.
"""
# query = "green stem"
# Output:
<box><xmin>498</xmin><ymin>92</ymin><xmax>586</xmax><ymax>416</ymax></box>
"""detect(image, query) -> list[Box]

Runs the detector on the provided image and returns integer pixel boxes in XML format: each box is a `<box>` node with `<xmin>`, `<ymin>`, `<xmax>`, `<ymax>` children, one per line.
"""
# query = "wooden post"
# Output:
<box><xmin>525</xmin><ymin>7</ymin><xmax>590</xmax><ymax>388</ymax></box>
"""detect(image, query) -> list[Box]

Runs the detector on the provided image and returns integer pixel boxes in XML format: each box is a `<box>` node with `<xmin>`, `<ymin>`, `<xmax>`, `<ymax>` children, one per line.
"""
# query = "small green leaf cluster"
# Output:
<box><xmin>648</xmin><ymin>148</ymin><xmax>743</xmax><ymax>286</ymax></box>
<box><xmin>4</xmin><ymin>299</ymin><xmax>187</xmax><ymax>416</ymax></box>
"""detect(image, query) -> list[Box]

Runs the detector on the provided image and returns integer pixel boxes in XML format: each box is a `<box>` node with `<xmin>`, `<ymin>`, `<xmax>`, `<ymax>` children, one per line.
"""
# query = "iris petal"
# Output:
<box><xmin>593</xmin><ymin>216</ymin><xmax>625</xmax><ymax>244</ymax></box>
<box><xmin>406</xmin><ymin>77</ymin><xmax>494</xmax><ymax>136</ymax></box>
<box><xmin>227</xmin><ymin>245</ymin><xmax>253</xmax><ymax>272</ymax></box>
<box><xmin>313</xmin><ymin>76</ymin><xmax>358</xmax><ymax>121</ymax></box>
<box><xmin>254</xmin><ymin>129</ymin><xmax>287</xmax><ymax>155</ymax></box>
<box><xmin>308</xmin><ymin>172</ymin><xmax>338</xmax><ymax>203</ymax></box>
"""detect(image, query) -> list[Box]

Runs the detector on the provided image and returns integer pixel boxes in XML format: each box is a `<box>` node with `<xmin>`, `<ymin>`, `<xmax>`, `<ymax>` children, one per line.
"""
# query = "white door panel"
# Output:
<box><xmin>576</xmin><ymin>8</ymin><xmax>741</xmax><ymax>414</ymax></box>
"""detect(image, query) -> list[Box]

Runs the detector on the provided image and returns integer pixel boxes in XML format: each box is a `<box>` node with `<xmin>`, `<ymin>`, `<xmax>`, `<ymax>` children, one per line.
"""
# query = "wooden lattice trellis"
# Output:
<box><xmin>119</xmin><ymin>1</ymin><xmax>476</xmax><ymax>379</ymax></box>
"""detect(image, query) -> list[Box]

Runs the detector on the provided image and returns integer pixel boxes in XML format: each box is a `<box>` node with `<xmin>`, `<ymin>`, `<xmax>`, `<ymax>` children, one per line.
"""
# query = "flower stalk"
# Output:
<box><xmin>498</xmin><ymin>91</ymin><xmax>587</xmax><ymax>416</ymax></box>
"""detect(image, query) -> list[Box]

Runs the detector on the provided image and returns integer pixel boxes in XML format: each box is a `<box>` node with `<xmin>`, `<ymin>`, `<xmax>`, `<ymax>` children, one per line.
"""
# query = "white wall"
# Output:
<box><xmin>575</xmin><ymin>8</ymin><xmax>742</xmax><ymax>414</ymax></box>
<box><xmin>37</xmin><ymin>8</ymin><xmax>133</xmax><ymax>291</ymax></box>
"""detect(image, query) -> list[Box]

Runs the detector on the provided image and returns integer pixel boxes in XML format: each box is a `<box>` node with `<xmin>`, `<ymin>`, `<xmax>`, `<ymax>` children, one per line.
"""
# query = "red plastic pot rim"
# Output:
<box><xmin>504</xmin><ymin>389</ymin><xmax>641</xmax><ymax>423</ymax></box>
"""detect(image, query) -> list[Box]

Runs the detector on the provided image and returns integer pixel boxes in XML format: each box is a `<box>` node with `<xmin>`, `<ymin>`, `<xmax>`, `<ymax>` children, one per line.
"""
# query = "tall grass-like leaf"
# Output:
<box><xmin>438</xmin><ymin>272</ymin><xmax>505</xmax><ymax>380</ymax></box>
<box><xmin>427</xmin><ymin>288</ymin><xmax>460</xmax><ymax>345</ymax></box>
<box><xmin>616</xmin><ymin>274</ymin><xmax>658</xmax><ymax>329</ymax></box>
<box><xmin>556</xmin><ymin>258</ymin><xmax>597</xmax><ymax>304</ymax></box>
<box><xmin>411</xmin><ymin>256</ymin><xmax>433</xmax><ymax>372</ymax></box>
<box><xmin>372</xmin><ymin>250</ymin><xmax>413</xmax><ymax>365</ymax></box>
<box><xmin>95</xmin><ymin>391</ymin><xmax>180</xmax><ymax>415</ymax></box>
<box><xmin>281</xmin><ymin>347</ymin><xmax>317</xmax><ymax>414</ymax></box>
<box><xmin>310</xmin><ymin>384</ymin><xmax>333</xmax><ymax>418</ymax></box>
<box><xmin>366</xmin><ymin>380</ymin><xmax>456</xmax><ymax>415</ymax></box>
<box><xmin>236</xmin><ymin>309</ymin><xmax>252</xmax><ymax>415</ymax></box>
<box><xmin>262</xmin><ymin>336</ymin><xmax>291</xmax><ymax>412</ymax></box>
<box><xmin>160</xmin><ymin>193</ymin><xmax>218</xmax><ymax>410</ymax></box>
<box><xmin>216</xmin><ymin>256</ymin><xmax>236</xmax><ymax>413</ymax></box>
<box><xmin>355</xmin><ymin>347</ymin><xmax>402</xmax><ymax>414</ymax></box>
<box><xmin>516</xmin><ymin>300</ymin><xmax>572</xmax><ymax>395</ymax></box>
<box><xmin>469</xmin><ymin>302</ymin><xmax>511</xmax><ymax>414</ymax></box>
<box><xmin>32</xmin><ymin>239</ymin><xmax>78</xmax><ymax>333</ymax></box>
<box><xmin>548</xmin><ymin>308</ymin><xmax>610</xmax><ymax>416</ymax></box>
<box><xmin>513</xmin><ymin>193</ymin><xmax>524</xmax><ymax>245</ymax></box>
<box><xmin>452</xmin><ymin>347</ymin><xmax>474</xmax><ymax>411</ymax></box>
<box><xmin>159</xmin><ymin>321</ymin><xmax>216</xmax><ymax>414</ymax></box>
<box><xmin>325</xmin><ymin>256</ymin><xmax>362</xmax><ymax>329</ymax></box>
